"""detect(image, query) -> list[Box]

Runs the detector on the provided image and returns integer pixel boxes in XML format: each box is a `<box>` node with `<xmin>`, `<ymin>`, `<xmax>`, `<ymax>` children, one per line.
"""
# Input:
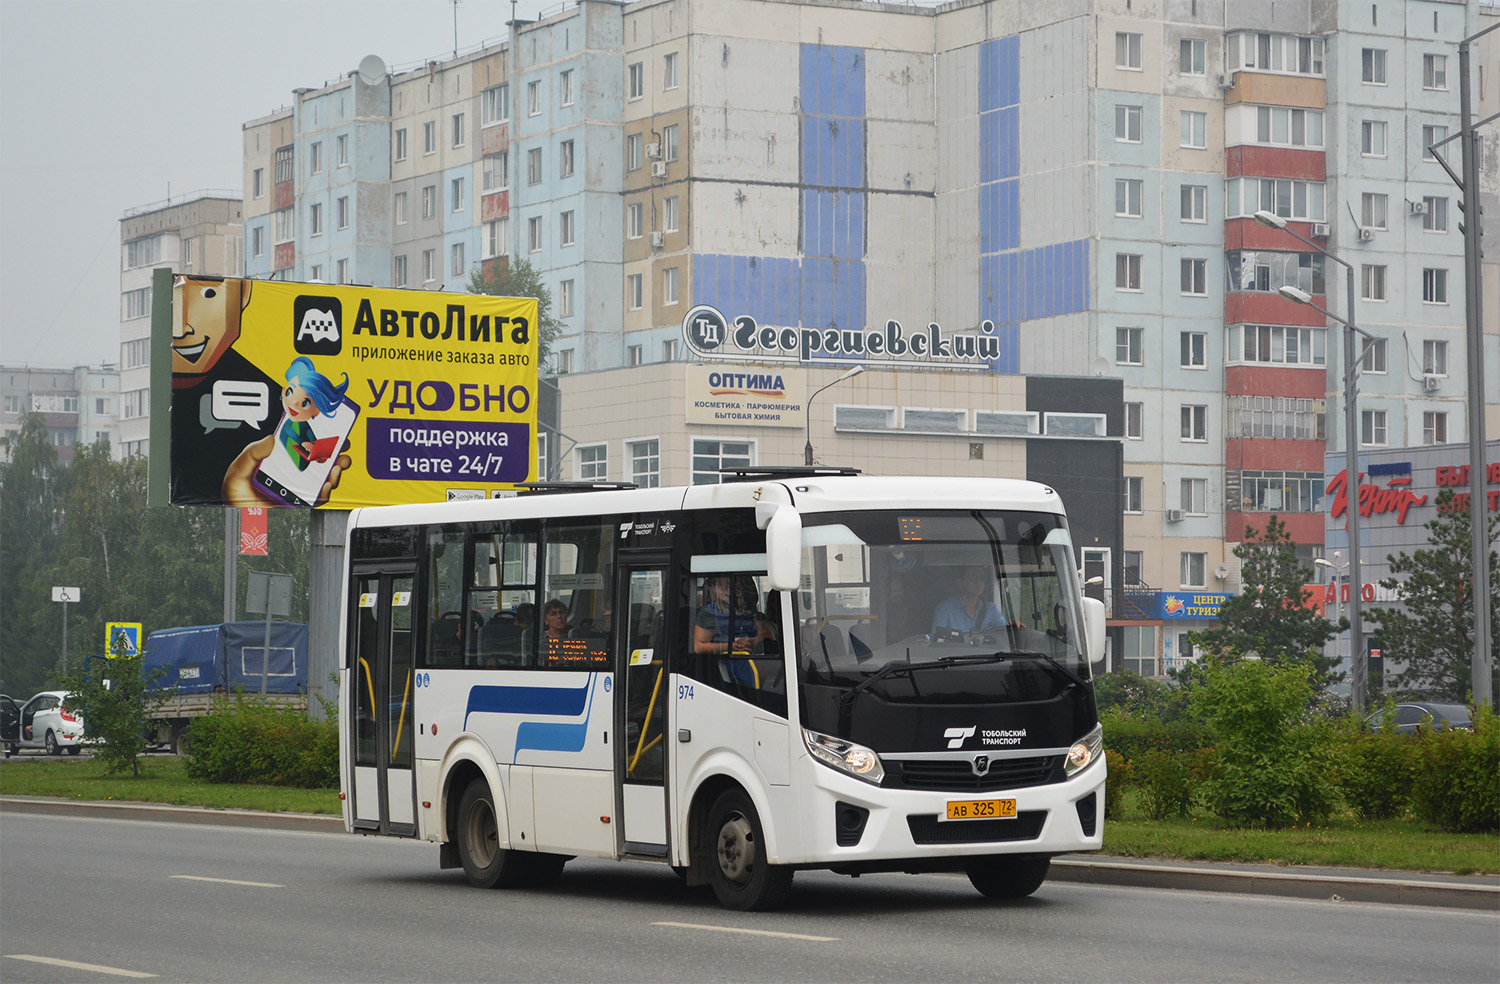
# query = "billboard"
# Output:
<box><xmin>167</xmin><ymin>277</ymin><xmax>537</xmax><ymax>508</ymax></box>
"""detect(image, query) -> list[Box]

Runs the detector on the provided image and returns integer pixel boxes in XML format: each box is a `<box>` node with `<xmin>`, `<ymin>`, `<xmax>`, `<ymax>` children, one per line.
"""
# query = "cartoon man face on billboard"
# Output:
<box><xmin>172</xmin><ymin>277</ymin><xmax>249</xmax><ymax>385</ymax></box>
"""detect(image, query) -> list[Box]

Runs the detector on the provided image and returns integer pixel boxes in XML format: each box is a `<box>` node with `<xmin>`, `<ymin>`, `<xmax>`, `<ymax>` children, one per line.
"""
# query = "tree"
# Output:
<box><xmin>468</xmin><ymin>256</ymin><xmax>561</xmax><ymax>372</ymax></box>
<box><xmin>1189</xmin><ymin>515</ymin><xmax>1343</xmax><ymax>688</ymax></box>
<box><xmin>0</xmin><ymin>412</ymin><xmax>61</xmax><ymax>695</ymax></box>
<box><xmin>1365</xmin><ymin>489</ymin><xmax>1500</xmax><ymax>702</ymax></box>
<box><xmin>58</xmin><ymin>643</ymin><xmax>175</xmax><ymax>778</ymax></box>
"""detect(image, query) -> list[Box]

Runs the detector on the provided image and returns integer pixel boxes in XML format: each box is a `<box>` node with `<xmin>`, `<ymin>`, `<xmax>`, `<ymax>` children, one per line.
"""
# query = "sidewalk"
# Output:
<box><xmin>3</xmin><ymin>795</ymin><xmax>1496</xmax><ymax>911</ymax></box>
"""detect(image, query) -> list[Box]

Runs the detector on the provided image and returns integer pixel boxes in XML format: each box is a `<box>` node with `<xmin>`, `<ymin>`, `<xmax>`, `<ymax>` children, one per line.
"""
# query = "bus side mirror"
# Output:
<box><xmin>1081</xmin><ymin>597</ymin><xmax>1106</xmax><ymax>665</ymax></box>
<box><xmin>763</xmin><ymin>505</ymin><xmax>802</xmax><ymax>592</ymax></box>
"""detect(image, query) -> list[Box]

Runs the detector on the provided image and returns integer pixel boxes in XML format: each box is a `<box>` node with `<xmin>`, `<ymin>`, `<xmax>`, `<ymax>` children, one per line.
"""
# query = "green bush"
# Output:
<box><xmin>1101</xmin><ymin>710</ymin><xmax>1204</xmax><ymax>762</ymax></box>
<box><xmin>1188</xmin><ymin>657</ymin><xmax>1335</xmax><ymax>828</ymax></box>
<box><xmin>1094</xmin><ymin>670</ymin><xmax>1189</xmax><ymax>721</ymax></box>
<box><xmin>184</xmin><ymin>695</ymin><xmax>337</xmax><ymax>788</ymax></box>
<box><xmin>1133</xmin><ymin>749</ymin><xmax>1194</xmax><ymax>820</ymax></box>
<box><xmin>1409</xmin><ymin>710</ymin><xmax>1500</xmax><ymax>833</ymax></box>
<box><xmin>1338</xmin><ymin>725</ymin><xmax>1420</xmax><ymax>821</ymax></box>
<box><xmin>1102</xmin><ymin>749</ymin><xmax>1129</xmax><ymax>820</ymax></box>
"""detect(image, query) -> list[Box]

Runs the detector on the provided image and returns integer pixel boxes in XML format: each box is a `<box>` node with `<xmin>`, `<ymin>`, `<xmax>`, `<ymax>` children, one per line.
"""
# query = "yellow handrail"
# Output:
<box><xmin>391</xmin><ymin>669</ymin><xmax>412</xmax><ymax>760</ymax></box>
<box><xmin>628</xmin><ymin>665</ymin><xmax>664</xmax><ymax>775</ymax></box>
<box><xmin>358</xmin><ymin>657</ymin><xmax>376</xmax><ymax>712</ymax></box>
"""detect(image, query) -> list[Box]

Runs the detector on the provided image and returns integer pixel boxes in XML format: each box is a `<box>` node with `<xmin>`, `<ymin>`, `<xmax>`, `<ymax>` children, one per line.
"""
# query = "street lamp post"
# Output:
<box><xmin>804</xmin><ymin>365</ymin><xmax>865</xmax><ymax>466</ymax></box>
<box><xmin>1254</xmin><ymin>210</ymin><xmax>1374</xmax><ymax>712</ymax></box>
<box><xmin>1315</xmin><ymin>552</ymin><xmax>1351</xmax><ymax>689</ymax></box>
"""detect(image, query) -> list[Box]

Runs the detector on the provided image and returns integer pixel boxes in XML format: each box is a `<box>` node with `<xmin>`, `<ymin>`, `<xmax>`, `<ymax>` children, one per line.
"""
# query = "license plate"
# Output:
<box><xmin>945</xmin><ymin>798</ymin><xmax>1017</xmax><ymax>821</ymax></box>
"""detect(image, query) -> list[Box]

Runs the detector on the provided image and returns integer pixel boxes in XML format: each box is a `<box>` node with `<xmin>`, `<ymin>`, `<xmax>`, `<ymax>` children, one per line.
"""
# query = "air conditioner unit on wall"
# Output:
<box><xmin>1311</xmin><ymin>223</ymin><xmax>1330</xmax><ymax>238</ymax></box>
<box><xmin>651</xmin><ymin>161</ymin><xmax>668</xmax><ymax>178</ymax></box>
<box><xmin>1423</xmin><ymin>374</ymin><xmax>1441</xmax><ymax>392</ymax></box>
<box><xmin>645</xmin><ymin>142</ymin><xmax>661</xmax><ymax>159</ymax></box>
<box><xmin>1165</xmin><ymin>508</ymin><xmax>1186</xmax><ymax>523</ymax></box>
<box><xmin>649</xmin><ymin>231</ymin><xmax>664</xmax><ymax>248</ymax></box>
<box><xmin>1358</xmin><ymin>227</ymin><xmax>1376</xmax><ymax>242</ymax></box>
<box><xmin>1410</xmin><ymin>200</ymin><xmax>1428</xmax><ymax>215</ymax></box>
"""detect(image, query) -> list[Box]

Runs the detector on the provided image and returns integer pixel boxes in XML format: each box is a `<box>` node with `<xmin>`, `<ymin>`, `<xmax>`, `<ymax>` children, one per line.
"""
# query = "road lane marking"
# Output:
<box><xmin>5</xmin><ymin>955</ymin><xmax>157</xmax><ymax>978</ymax></box>
<box><xmin>170</xmin><ymin>874</ymin><xmax>283</xmax><ymax>888</ymax></box>
<box><xmin>651</xmin><ymin>921</ymin><xmax>837</xmax><ymax>941</ymax></box>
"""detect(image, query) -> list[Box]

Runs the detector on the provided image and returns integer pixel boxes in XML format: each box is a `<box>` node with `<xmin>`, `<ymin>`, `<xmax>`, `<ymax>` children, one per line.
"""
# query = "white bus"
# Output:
<box><xmin>339</xmin><ymin>468</ymin><xmax>1107</xmax><ymax>910</ymax></box>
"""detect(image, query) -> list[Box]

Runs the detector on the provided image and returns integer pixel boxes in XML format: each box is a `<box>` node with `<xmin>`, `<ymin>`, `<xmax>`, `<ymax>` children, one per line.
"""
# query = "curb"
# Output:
<box><xmin>3</xmin><ymin>796</ymin><xmax>1495</xmax><ymax>910</ymax></box>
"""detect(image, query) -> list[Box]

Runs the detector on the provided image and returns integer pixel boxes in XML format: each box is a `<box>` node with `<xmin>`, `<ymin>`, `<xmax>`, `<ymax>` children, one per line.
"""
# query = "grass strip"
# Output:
<box><xmin>0</xmin><ymin>756</ymin><xmax>339</xmax><ymax>815</ymax></box>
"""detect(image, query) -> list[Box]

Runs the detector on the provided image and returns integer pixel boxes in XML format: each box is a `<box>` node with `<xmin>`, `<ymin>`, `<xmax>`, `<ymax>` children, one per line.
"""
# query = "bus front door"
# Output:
<box><xmin>350</xmin><ymin>571</ymin><xmax>418</xmax><ymax>836</ymax></box>
<box><xmin>616</xmin><ymin>561</ymin><xmax>670</xmax><ymax>856</ymax></box>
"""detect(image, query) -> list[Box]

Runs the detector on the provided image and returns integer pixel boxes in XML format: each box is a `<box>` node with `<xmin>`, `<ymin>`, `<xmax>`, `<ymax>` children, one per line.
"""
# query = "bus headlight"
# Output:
<box><xmin>1065</xmin><ymin>724</ymin><xmax>1104</xmax><ymax>777</ymax></box>
<box><xmin>803</xmin><ymin>729</ymin><xmax>885</xmax><ymax>785</ymax></box>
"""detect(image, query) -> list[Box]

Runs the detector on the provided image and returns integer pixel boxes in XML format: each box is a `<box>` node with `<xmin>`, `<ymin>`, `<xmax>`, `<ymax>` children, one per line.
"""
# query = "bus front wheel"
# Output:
<box><xmin>965</xmin><ymin>855</ymin><xmax>1050</xmax><ymax>899</ymax></box>
<box><xmin>456</xmin><ymin>781</ymin><xmax>531</xmax><ymax>889</ymax></box>
<box><xmin>704</xmin><ymin>788</ymin><xmax>793</xmax><ymax>911</ymax></box>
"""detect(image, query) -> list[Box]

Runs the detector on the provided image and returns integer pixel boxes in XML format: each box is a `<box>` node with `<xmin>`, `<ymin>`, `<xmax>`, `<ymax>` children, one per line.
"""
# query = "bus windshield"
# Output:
<box><xmin>794</xmin><ymin>510</ymin><xmax>1089</xmax><ymax>705</ymax></box>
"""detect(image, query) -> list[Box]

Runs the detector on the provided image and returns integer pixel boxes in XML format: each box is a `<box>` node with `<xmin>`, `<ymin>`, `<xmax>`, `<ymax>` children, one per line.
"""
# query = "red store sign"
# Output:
<box><xmin>1326</xmin><ymin>460</ymin><xmax>1500</xmax><ymax>526</ymax></box>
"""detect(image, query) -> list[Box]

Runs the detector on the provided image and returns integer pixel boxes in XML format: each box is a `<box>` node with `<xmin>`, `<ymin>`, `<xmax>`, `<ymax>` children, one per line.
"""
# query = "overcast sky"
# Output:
<box><xmin>0</xmin><ymin>0</ymin><xmax>555</xmax><ymax>369</ymax></box>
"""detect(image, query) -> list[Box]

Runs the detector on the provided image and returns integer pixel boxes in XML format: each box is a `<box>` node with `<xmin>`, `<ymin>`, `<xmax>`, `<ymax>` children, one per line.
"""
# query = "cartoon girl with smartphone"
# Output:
<box><xmin>277</xmin><ymin>356</ymin><xmax>350</xmax><ymax>471</ymax></box>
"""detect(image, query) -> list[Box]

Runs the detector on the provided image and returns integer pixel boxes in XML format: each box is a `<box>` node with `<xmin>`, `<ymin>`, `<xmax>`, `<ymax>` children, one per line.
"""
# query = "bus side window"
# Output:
<box><xmin>425</xmin><ymin>527</ymin><xmax>467</xmax><ymax>669</ymax></box>
<box><xmin>690</xmin><ymin>574</ymin><xmax>786</xmax><ymax>718</ymax></box>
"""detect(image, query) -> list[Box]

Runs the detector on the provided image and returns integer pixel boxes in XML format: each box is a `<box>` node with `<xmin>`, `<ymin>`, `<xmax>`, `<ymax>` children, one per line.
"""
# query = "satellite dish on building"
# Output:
<box><xmin>357</xmin><ymin>55</ymin><xmax>388</xmax><ymax>85</ymax></box>
<box><xmin>1092</xmin><ymin>357</ymin><xmax>1110</xmax><ymax>376</ymax></box>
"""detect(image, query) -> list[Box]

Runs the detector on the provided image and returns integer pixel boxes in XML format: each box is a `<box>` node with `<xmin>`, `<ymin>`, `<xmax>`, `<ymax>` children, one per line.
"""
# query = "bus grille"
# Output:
<box><xmin>886</xmin><ymin>756</ymin><xmax>1063</xmax><ymax>793</ymax></box>
<box><xmin>906</xmin><ymin>811</ymin><xmax>1047</xmax><ymax>845</ymax></box>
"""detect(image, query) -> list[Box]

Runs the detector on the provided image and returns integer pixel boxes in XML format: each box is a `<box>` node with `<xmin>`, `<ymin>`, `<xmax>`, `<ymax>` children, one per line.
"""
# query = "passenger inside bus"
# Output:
<box><xmin>694</xmin><ymin>575</ymin><xmax>780</xmax><ymax>692</ymax></box>
<box><xmin>542</xmin><ymin>599</ymin><xmax>571</xmax><ymax>644</ymax></box>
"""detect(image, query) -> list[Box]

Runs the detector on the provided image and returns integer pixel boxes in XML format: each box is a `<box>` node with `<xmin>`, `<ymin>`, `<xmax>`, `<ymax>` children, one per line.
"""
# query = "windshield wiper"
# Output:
<box><xmin>839</xmin><ymin>653</ymin><xmax>1011</xmax><ymax>706</ymax></box>
<box><xmin>988</xmin><ymin>650</ymin><xmax>1090</xmax><ymax>691</ymax></box>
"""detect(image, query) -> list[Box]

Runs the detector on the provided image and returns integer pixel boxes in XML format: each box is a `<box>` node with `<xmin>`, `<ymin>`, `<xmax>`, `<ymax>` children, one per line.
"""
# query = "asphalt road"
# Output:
<box><xmin>2</xmin><ymin>812</ymin><xmax>1496</xmax><ymax>983</ymax></box>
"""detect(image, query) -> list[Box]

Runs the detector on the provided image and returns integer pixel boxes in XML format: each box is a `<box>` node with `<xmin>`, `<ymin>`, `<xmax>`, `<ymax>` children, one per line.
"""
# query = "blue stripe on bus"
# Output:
<box><xmin>463</xmin><ymin>681</ymin><xmax>590</xmax><ymax>730</ymax></box>
<box><xmin>515</xmin><ymin>676</ymin><xmax>598</xmax><ymax>758</ymax></box>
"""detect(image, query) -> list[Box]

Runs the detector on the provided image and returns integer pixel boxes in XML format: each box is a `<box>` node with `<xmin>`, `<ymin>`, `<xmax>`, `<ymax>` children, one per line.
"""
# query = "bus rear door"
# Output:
<box><xmin>616</xmin><ymin>556</ymin><xmax>671</xmax><ymax>856</ymax></box>
<box><xmin>349</xmin><ymin>570</ymin><xmax>418</xmax><ymax>836</ymax></box>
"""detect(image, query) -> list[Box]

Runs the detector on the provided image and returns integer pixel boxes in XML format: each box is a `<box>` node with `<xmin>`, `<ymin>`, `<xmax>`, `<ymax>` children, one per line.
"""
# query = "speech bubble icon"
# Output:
<box><xmin>199</xmin><ymin>394</ymin><xmax>243</xmax><ymax>434</ymax></box>
<box><xmin>210</xmin><ymin>380</ymin><xmax>270</xmax><ymax>430</ymax></box>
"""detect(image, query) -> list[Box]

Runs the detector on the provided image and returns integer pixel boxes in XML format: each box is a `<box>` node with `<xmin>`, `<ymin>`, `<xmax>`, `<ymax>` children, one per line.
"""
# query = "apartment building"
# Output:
<box><xmin>0</xmin><ymin>364</ymin><xmax>119</xmax><ymax>464</ymax></box>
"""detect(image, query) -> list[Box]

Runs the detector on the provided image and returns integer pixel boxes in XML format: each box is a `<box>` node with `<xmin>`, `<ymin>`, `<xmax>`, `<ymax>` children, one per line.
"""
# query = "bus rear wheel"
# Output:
<box><xmin>456</xmin><ymin>781</ymin><xmax>531</xmax><ymax>889</ymax></box>
<box><xmin>965</xmin><ymin>855</ymin><xmax>1051</xmax><ymax>899</ymax></box>
<box><xmin>704</xmin><ymin>788</ymin><xmax>793</xmax><ymax>911</ymax></box>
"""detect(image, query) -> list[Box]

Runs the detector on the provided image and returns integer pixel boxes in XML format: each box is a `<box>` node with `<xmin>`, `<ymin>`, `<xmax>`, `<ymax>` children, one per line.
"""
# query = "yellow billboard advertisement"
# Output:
<box><xmin>168</xmin><ymin>277</ymin><xmax>537</xmax><ymax>508</ymax></box>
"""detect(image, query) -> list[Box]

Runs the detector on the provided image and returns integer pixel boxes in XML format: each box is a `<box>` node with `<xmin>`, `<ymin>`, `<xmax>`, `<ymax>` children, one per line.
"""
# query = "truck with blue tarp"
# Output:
<box><xmin>144</xmin><ymin>621</ymin><xmax>310</xmax><ymax>751</ymax></box>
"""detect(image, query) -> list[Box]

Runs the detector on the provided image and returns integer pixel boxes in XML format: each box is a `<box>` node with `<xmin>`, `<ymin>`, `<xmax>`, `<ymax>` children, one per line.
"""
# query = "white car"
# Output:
<box><xmin>0</xmin><ymin>691</ymin><xmax>85</xmax><ymax>756</ymax></box>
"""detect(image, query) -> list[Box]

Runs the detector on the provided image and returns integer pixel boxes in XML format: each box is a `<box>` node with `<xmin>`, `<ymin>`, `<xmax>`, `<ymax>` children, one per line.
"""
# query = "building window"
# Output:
<box><xmin>1180</xmin><ymin>258</ymin><xmax>1207</xmax><ymax>296</ymax></box>
<box><xmin>664</xmin><ymin>195</ymin><xmax>679</xmax><ymax>232</ymax></box>
<box><xmin>528</xmin><ymin>216</ymin><xmax>542</xmax><ymax>253</ymax></box>
<box><xmin>1423</xmin><ymin>411</ymin><xmax>1448</xmax><ymax>445</ymax></box>
<box><xmin>1115</xmin><ymin>253</ymin><xmax>1142</xmax><ymax>291</ymax></box>
<box><xmin>1360</xmin><ymin>120</ymin><xmax>1387</xmax><ymax>157</ymax></box>
<box><xmin>422</xmin><ymin>185</ymin><xmax>436</xmax><ymax>219</ymax></box>
<box><xmin>628</xmin><ymin>62</ymin><xmax>644</xmax><ymax>100</ymax></box>
<box><xmin>394</xmin><ymin>254</ymin><xmax>408</xmax><ymax>288</ymax></box>
<box><xmin>125</xmin><ymin>236</ymin><xmax>161</xmax><ymax>268</ymax></box>
<box><xmin>122</xmin><ymin>338</ymin><xmax>150</xmax><ymax>368</ymax></box>
<box><xmin>1115</xmin><ymin>104</ymin><xmax>1142</xmax><ymax>143</ymax></box>
<box><xmin>274</xmin><ymin>145</ymin><xmax>294</xmax><ymax>183</ymax></box>
<box><xmin>1361</xmin><ymin>409</ymin><xmax>1388</xmax><ymax>447</ymax></box>
<box><xmin>1180</xmin><ymin>331</ymin><xmax>1207</xmax><ymax>368</ymax></box>
<box><xmin>1115</xmin><ymin>178</ymin><xmax>1142</xmax><ymax>217</ymax></box>
<box><xmin>663</xmin><ymin>51</ymin><xmax>679</xmax><ymax>90</ymax></box>
<box><xmin>1422</xmin><ymin>125</ymin><xmax>1448</xmax><ymax>161</ymax></box>
<box><xmin>1225</xmin><ymin>176</ymin><xmax>1326</xmax><ymax>221</ymax></box>
<box><xmin>335</xmin><ymin>259</ymin><xmax>348</xmax><ymax>284</ymax></box>
<box><xmin>1423</xmin><ymin>54</ymin><xmax>1448</xmax><ymax>90</ymax></box>
<box><xmin>310</xmin><ymin>141</ymin><xmax>323</xmax><ymax>174</ymax></box>
<box><xmin>422</xmin><ymin>248</ymin><xmax>435</xmax><ymax>283</ymax></box>
<box><xmin>527</xmin><ymin>147</ymin><xmax>542</xmax><ymax>185</ymax></box>
<box><xmin>336</xmin><ymin>134</ymin><xmax>349</xmax><ymax>166</ymax></box>
<box><xmin>663</xmin><ymin>267</ymin><xmax>679</xmax><ymax>306</ymax></box>
<box><xmin>1180</xmin><ymin>553</ymin><xmax>1207</xmax><ymax>589</ymax></box>
<box><xmin>1421</xmin><ymin>197</ymin><xmax>1448</xmax><ymax>232</ymax></box>
<box><xmin>1116</xmin><ymin>326</ymin><xmax>1143</xmax><ymax>365</ymax></box>
<box><xmin>423</xmin><ymin>121</ymin><xmax>436</xmax><ymax>154</ymax></box>
<box><xmin>1228</xmin><ymin>32</ymin><xmax>1326</xmax><ymax>76</ymax></box>
<box><xmin>273</xmin><ymin>207</ymin><xmax>294</xmax><ymax>243</ymax></box>
<box><xmin>577</xmin><ymin>444</ymin><xmax>607</xmax><ymax>481</ymax></box>
<box><xmin>482</xmin><ymin>152</ymin><xmax>508</xmax><ymax>192</ymax></box>
<box><xmin>251</xmin><ymin>226</ymin><xmax>264</xmax><ymax>257</ymax></box>
<box><xmin>452</xmin><ymin>113</ymin><xmax>465</xmax><ymax>148</ymax></box>
<box><xmin>450</xmin><ymin>243</ymin><xmax>465</xmax><ymax>278</ymax></box>
<box><xmin>1361</xmin><ymin>193</ymin><xmax>1388</xmax><ymax>230</ymax></box>
<box><xmin>536</xmin><ymin>431</ymin><xmax>550</xmax><ymax>481</ymax></box>
<box><xmin>663</xmin><ymin>124</ymin><xmax>679</xmax><ymax>163</ymax></box>
<box><xmin>627</xmin><ymin>133</ymin><xmax>643</xmax><ymax>171</ymax></box>
<box><xmin>1180</xmin><ymin>111</ymin><xmax>1207</xmax><ymax>149</ymax></box>
<box><xmin>482</xmin><ymin>84</ymin><xmax>509</xmax><ymax>125</ymax></box>
<box><xmin>560</xmin><ymin>139</ymin><xmax>574</xmax><ymax>178</ymax></box>
<box><xmin>559</xmin><ymin>279</ymin><xmax>574</xmax><ymax>317</ymax></box>
<box><xmin>560</xmin><ymin>210</ymin><xmax>575</xmax><ymax>247</ymax></box>
<box><xmin>394</xmin><ymin>128</ymin><xmax>408</xmax><ymax>162</ymax></box>
<box><xmin>337</xmin><ymin>196</ymin><xmax>349</xmax><ymax>229</ymax></box>
<box><xmin>1361</xmin><ymin>47</ymin><xmax>1386</xmax><ymax>84</ymax></box>
<box><xmin>253</xmin><ymin>168</ymin><xmax>265</xmax><ymax>198</ymax></box>
<box><xmin>122</xmin><ymin>286</ymin><xmax>152</xmax><ymax>320</ymax></box>
<box><xmin>662</xmin><ymin>339</ymin><xmax>679</xmax><ymax>361</ymax></box>
<box><xmin>1227</xmin><ymin>324</ymin><xmax>1328</xmax><ymax>367</ymax></box>
<box><xmin>1181</xmin><ymin>477</ymin><xmax>1207</xmax><ymax>516</ymax></box>
<box><xmin>628</xmin><ymin>202</ymin><xmax>643</xmax><ymax>239</ymax></box>
<box><xmin>692</xmin><ymin>438</ymin><xmax>752</xmax><ymax>485</ymax></box>
<box><xmin>627</xmin><ymin>344</ymin><xmax>644</xmax><ymax>366</ymax></box>
<box><xmin>559</xmin><ymin>69</ymin><xmax>574</xmax><ymax>107</ymax></box>
<box><xmin>451</xmin><ymin>178</ymin><xmax>465</xmax><ymax>213</ymax></box>
<box><xmin>555</xmin><ymin>349</ymin><xmax>574</xmax><ymax>374</ymax></box>
<box><xmin>1361</xmin><ymin>337</ymin><xmax>1388</xmax><ymax>374</ymax></box>
<box><xmin>1423</xmin><ymin>339</ymin><xmax>1448</xmax><ymax>376</ymax></box>
<box><xmin>1179</xmin><ymin>38</ymin><xmax>1206</xmax><ymax>75</ymax></box>
<box><xmin>629</xmin><ymin>439</ymin><xmax>660</xmax><ymax>487</ymax></box>
<box><xmin>1115</xmin><ymin>32</ymin><xmax>1142</xmax><ymax>70</ymax></box>
<box><xmin>1361</xmin><ymin>264</ymin><xmax>1386</xmax><ymax>301</ymax></box>
<box><xmin>1422</xmin><ymin>268</ymin><xmax>1448</xmax><ymax>304</ymax></box>
<box><xmin>310</xmin><ymin>202</ymin><xmax>324</xmax><ymax>236</ymax></box>
<box><xmin>1125</xmin><ymin>476</ymin><xmax>1144</xmax><ymax>514</ymax></box>
<box><xmin>627</xmin><ymin>273</ymin><xmax>643</xmax><ymax>310</ymax></box>
<box><xmin>1125</xmin><ymin>402</ymin><xmax>1143</xmax><ymax>439</ymax></box>
<box><xmin>394</xmin><ymin>191</ymin><xmax>407</xmax><ymax>225</ymax></box>
<box><xmin>1180</xmin><ymin>184</ymin><xmax>1207</xmax><ymax>222</ymax></box>
<box><xmin>484</xmin><ymin>217</ymin><xmax>508</xmax><ymax>259</ymax></box>
<box><xmin>527</xmin><ymin>80</ymin><xmax>541</xmax><ymax>116</ymax></box>
<box><xmin>1234</xmin><ymin>470</ymin><xmax>1326</xmax><ymax>512</ymax></box>
<box><xmin>1255</xmin><ymin>106</ymin><xmax>1324</xmax><ymax>148</ymax></box>
<box><xmin>1181</xmin><ymin>404</ymin><xmax>1207</xmax><ymax>442</ymax></box>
